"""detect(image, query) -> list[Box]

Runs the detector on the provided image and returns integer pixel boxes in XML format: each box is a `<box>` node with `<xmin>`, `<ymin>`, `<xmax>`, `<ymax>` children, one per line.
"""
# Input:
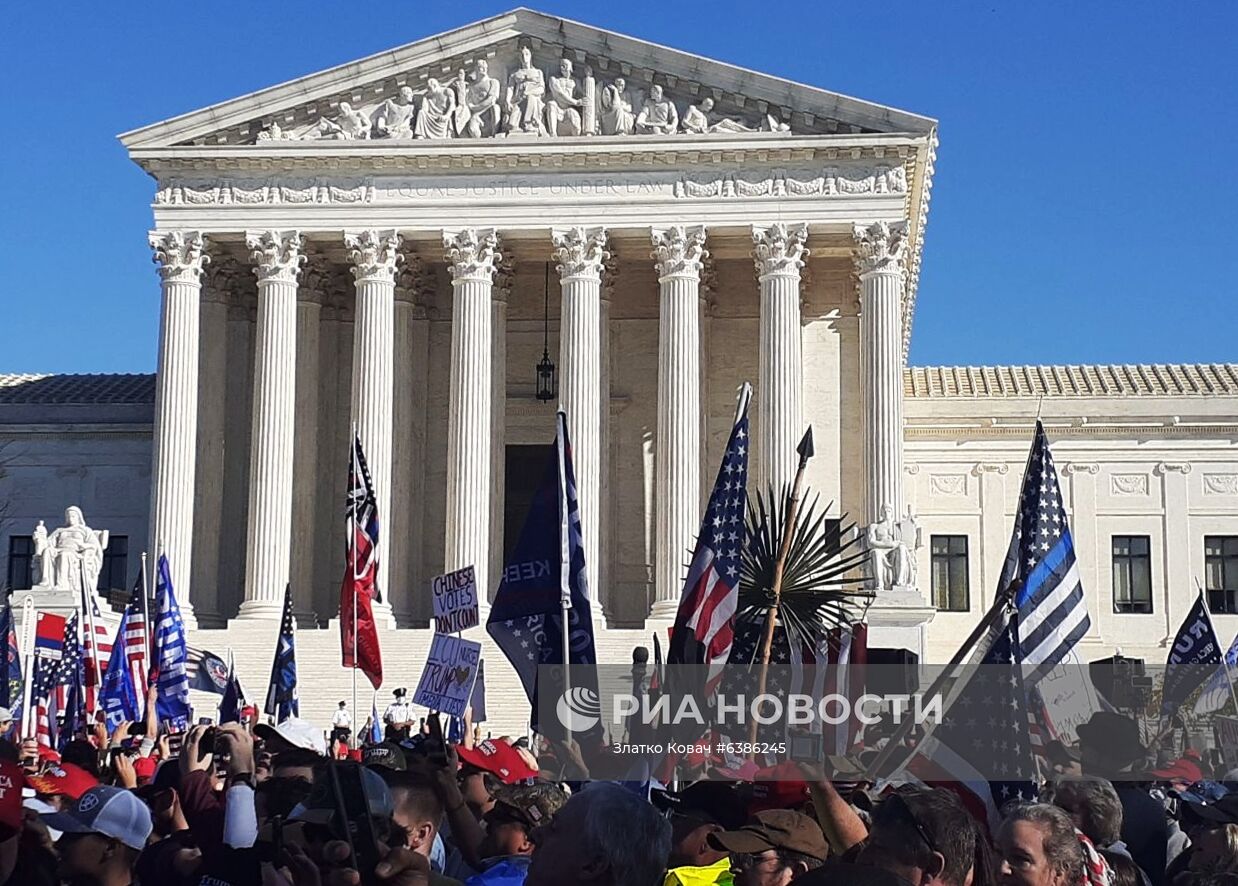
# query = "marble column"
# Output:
<box><xmin>148</xmin><ymin>230</ymin><xmax>208</xmax><ymax>628</ymax></box>
<box><xmin>444</xmin><ymin>228</ymin><xmax>501</xmax><ymax>577</ymax></box>
<box><xmin>599</xmin><ymin>253</ymin><xmax>618</xmax><ymax>622</ymax></box>
<box><xmin>488</xmin><ymin>259</ymin><xmax>514</xmax><ymax>606</ymax></box>
<box><xmin>345</xmin><ymin>230</ymin><xmax>401</xmax><ymax>625</ymax></box>
<box><xmin>289</xmin><ymin>255</ymin><xmax>330</xmax><ymax>625</ymax></box>
<box><xmin>854</xmin><ymin>221</ymin><xmax>908</xmax><ymax>527</ymax></box>
<box><xmin>753</xmin><ymin>223</ymin><xmax>809</xmax><ymax>499</ymax></box>
<box><xmin>392</xmin><ymin>256</ymin><xmax>432</xmax><ymax>625</ymax></box>
<box><xmin>650</xmin><ymin>225</ymin><xmax>706</xmax><ymax>617</ymax></box>
<box><xmin>239</xmin><ymin>230</ymin><xmax>304</xmax><ymax>620</ymax></box>
<box><xmin>192</xmin><ymin>255</ymin><xmax>238</xmax><ymax>627</ymax></box>
<box><xmin>553</xmin><ymin>226</ymin><xmax>608</xmax><ymax>610</ymax></box>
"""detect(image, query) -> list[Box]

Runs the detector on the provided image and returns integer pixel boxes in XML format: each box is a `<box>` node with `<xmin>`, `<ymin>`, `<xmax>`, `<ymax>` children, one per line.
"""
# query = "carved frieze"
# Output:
<box><xmin>1110</xmin><ymin>474</ymin><xmax>1149</xmax><ymax>497</ymax></box>
<box><xmin>676</xmin><ymin>165</ymin><xmax>906</xmax><ymax>199</ymax></box>
<box><xmin>929</xmin><ymin>474</ymin><xmax>967</xmax><ymax>497</ymax></box>
<box><xmin>1204</xmin><ymin>474</ymin><xmax>1238</xmax><ymax>496</ymax></box>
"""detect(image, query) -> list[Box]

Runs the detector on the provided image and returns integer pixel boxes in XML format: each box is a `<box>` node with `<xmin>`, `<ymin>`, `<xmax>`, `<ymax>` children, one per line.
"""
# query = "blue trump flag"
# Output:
<box><xmin>368</xmin><ymin>695</ymin><xmax>382</xmax><ymax>744</ymax></box>
<box><xmin>1162</xmin><ymin>591</ymin><xmax>1222</xmax><ymax>718</ymax></box>
<box><xmin>487</xmin><ymin>411</ymin><xmax>599</xmax><ymax>737</ymax></box>
<box><xmin>152</xmin><ymin>554</ymin><xmax>191</xmax><ymax>731</ymax></box>
<box><xmin>264</xmin><ymin>583</ymin><xmax>299</xmax><ymax>722</ymax></box>
<box><xmin>220</xmin><ymin>663</ymin><xmax>244</xmax><ymax>725</ymax></box>
<box><xmin>99</xmin><ymin>605</ymin><xmax>140</xmax><ymax>731</ymax></box>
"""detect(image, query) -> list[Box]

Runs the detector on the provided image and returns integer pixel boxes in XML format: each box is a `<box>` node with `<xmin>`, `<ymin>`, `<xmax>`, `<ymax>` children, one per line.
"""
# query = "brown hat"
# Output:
<box><xmin>707</xmin><ymin>809</ymin><xmax>829</xmax><ymax>861</ymax></box>
<box><xmin>489</xmin><ymin>781</ymin><xmax>569</xmax><ymax>830</ymax></box>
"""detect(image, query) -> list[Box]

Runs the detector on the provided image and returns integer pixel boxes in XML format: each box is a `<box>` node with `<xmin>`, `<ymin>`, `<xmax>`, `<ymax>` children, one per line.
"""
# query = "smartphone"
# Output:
<box><xmin>198</xmin><ymin>727</ymin><xmax>218</xmax><ymax>761</ymax></box>
<box><xmin>198</xmin><ymin>717</ymin><xmax>213</xmax><ymax>726</ymax></box>
<box><xmin>328</xmin><ymin>761</ymin><xmax>382</xmax><ymax>885</ymax></box>
<box><xmin>789</xmin><ymin>731</ymin><xmax>823</xmax><ymax>763</ymax></box>
<box><xmin>166</xmin><ymin>733</ymin><xmax>185</xmax><ymax>756</ymax></box>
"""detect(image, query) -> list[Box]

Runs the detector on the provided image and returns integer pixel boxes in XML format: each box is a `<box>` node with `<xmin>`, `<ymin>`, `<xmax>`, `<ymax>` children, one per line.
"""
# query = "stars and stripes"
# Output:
<box><xmin>667</xmin><ymin>384</ymin><xmax>751</xmax><ymax>698</ymax></box>
<box><xmin>81</xmin><ymin>595</ymin><xmax>114</xmax><ymax>716</ymax></box>
<box><xmin>152</xmin><ymin>554</ymin><xmax>191</xmax><ymax>731</ymax></box>
<box><xmin>999</xmin><ymin>421</ymin><xmax>1091</xmax><ymax>683</ymax></box>
<box><xmin>906</xmin><ymin>611</ymin><xmax>1037</xmax><ymax>832</ymax></box>
<box><xmin>31</xmin><ymin>612</ymin><xmax>68</xmax><ymax>748</ymax></box>
<box><xmin>0</xmin><ymin>600</ymin><xmax>22</xmax><ymax>738</ymax></box>
<box><xmin>341</xmin><ymin>432</ymin><xmax>383</xmax><ymax>688</ymax></box>
<box><xmin>265</xmin><ymin>583</ymin><xmax>299</xmax><ymax>723</ymax></box>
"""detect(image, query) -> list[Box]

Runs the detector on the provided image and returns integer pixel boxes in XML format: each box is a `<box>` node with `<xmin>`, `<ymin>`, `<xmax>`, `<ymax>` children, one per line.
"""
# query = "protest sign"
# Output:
<box><xmin>432</xmin><ymin>566</ymin><xmax>480</xmax><ymax>634</ymax></box>
<box><xmin>413</xmin><ymin>634</ymin><xmax>482</xmax><ymax>718</ymax></box>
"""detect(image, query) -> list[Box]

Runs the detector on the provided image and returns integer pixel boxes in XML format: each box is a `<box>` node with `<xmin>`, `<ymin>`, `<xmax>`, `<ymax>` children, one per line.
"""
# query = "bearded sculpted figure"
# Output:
<box><xmin>505</xmin><ymin>44</ymin><xmax>547</xmax><ymax>134</ymax></box>
<box><xmin>635</xmin><ymin>84</ymin><xmax>678</xmax><ymax>134</ymax></box>
<box><xmin>372</xmin><ymin>86</ymin><xmax>417</xmax><ymax>139</ymax></box>
<box><xmin>414</xmin><ymin>78</ymin><xmax>456</xmax><ymax>139</ymax></box>
<box><xmin>545</xmin><ymin>58</ymin><xmax>584</xmax><ymax>136</ymax></box>
<box><xmin>599</xmin><ymin>76</ymin><xmax>635</xmax><ymax>135</ymax></box>
<box><xmin>463</xmin><ymin>59</ymin><xmax>501</xmax><ymax>137</ymax></box>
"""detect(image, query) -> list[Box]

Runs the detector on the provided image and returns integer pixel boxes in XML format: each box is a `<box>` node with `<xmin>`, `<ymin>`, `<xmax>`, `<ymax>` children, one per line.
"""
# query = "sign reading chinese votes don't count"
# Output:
<box><xmin>413</xmin><ymin>634</ymin><xmax>482</xmax><ymax>719</ymax></box>
<box><xmin>432</xmin><ymin>566</ymin><xmax>480</xmax><ymax>634</ymax></box>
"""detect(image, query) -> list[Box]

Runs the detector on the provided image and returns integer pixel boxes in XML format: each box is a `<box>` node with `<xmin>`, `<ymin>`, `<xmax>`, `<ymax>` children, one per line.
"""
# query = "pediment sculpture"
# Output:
<box><xmin>252</xmin><ymin>43</ymin><xmax>796</xmax><ymax>144</ymax></box>
<box><xmin>31</xmin><ymin>506</ymin><xmax>110</xmax><ymax>593</ymax></box>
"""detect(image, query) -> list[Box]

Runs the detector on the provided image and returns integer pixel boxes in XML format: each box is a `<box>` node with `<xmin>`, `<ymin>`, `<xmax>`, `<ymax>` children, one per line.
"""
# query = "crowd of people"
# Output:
<box><xmin>2</xmin><ymin>700</ymin><xmax>1238</xmax><ymax>886</ymax></box>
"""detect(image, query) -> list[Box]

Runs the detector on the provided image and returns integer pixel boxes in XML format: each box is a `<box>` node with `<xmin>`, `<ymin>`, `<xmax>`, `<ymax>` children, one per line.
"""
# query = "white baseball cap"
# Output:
<box><xmin>41</xmin><ymin>786</ymin><xmax>153</xmax><ymax>851</ymax></box>
<box><xmin>0</xmin><ymin>707</ymin><xmax>12</xmax><ymax>723</ymax></box>
<box><xmin>255</xmin><ymin>716</ymin><xmax>327</xmax><ymax>755</ymax></box>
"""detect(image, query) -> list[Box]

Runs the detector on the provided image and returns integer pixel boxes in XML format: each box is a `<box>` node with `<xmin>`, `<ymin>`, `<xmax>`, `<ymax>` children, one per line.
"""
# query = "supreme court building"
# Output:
<box><xmin>3</xmin><ymin>10</ymin><xmax>1238</xmax><ymax>718</ymax></box>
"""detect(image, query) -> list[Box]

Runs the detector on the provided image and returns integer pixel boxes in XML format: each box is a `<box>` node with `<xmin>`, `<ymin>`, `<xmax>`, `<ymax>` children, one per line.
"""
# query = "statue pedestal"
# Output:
<box><xmin>864</xmin><ymin>587</ymin><xmax>935</xmax><ymax>662</ymax></box>
<box><xmin>10</xmin><ymin>586</ymin><xmax>120</xmax><ymax>635</ymax></box>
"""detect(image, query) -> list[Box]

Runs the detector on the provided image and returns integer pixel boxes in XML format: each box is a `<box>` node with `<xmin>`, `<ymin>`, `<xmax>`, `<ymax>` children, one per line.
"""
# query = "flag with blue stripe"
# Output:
<box><xmin>264</xmin><ymin>583</ymin><xmax>299</xmax><ymax>722</ymax></box>
<box><xmin>99</xmin><ymin>604</ymin><xmax>140</xmax><ymax>731</ymax></box>
<box><xmin>998</xmin><ymin>421</ymin><xmax>1091</xmax><ymax>682</ymax></box>
<box><xmin>152</xmin><ymin>554</ymin><xmax>191</xmax><ymax>731</ymax></box>
<box><xmin>368</xmin><ymin>695</ymin><xmax>382</xmax><ymax>744</ymax></box>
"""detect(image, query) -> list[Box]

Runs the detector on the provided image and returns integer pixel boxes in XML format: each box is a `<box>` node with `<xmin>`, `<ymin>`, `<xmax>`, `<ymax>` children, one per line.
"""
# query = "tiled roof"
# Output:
<box><xmin>905</xmin><ymin>364</ymin><xmax>1238</xmax><ymax>399</ymax></box>
<box><xmin>0</xmin><ymin>374</ymin><xmax>156</xmax><ymax>405</ymax></box>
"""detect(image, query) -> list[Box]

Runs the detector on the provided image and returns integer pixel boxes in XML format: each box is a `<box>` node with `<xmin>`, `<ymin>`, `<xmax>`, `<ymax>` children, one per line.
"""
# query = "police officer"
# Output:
<box><xmin>383</xmin><ymin>688</ymin><xmax>414</xmax><ymax>742</ymax></box>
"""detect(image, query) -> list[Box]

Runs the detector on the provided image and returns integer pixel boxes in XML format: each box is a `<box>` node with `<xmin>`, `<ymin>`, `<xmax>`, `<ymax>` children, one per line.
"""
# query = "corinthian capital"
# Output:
<box><xmin>345</xmin><ymin>229</ymin><xmax>403</xmax><ymax>284</ymax></box>
<box><xmin>443</xmin><ymin>228</ymin><xmax>502</xmax><ymax>284</ymax></box>
<box><xmin>552</xmin><ymin>226</ymin><xmax>609</xmax><ymax>282</ymax></box>
<box><xmin>752</xmin><ymin>222</ymin><xmax>809</xmax><ymax>278</ymax></box>
<box><xmin>651</xmin><ymin>225</ymin><xmax>708</xmax><ymax>281</ymax></box>
<box><xmin>149</xmin><ymin>231</ymin><xmax>209</xmax><ymax>284</ymax></box>
<box><xmin>246</xmin><ymin>230</ymin><xmax>305</xmax><ymax>284</ymax></box>
<box><xmin>853</xmin><ymin>220</ymin><xmax>908</xmax><ymax>278</ymax></box>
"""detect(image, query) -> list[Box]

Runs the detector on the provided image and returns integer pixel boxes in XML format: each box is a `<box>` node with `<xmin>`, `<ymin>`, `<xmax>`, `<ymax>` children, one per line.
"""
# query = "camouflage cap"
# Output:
<box><xmin>490</xmin><ymin>781</ymin><xmax>569</xmax><ymax>829</ymax></box>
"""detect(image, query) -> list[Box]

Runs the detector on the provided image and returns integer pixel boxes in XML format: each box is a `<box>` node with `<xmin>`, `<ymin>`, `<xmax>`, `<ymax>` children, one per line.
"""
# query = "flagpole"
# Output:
<box><xmin>749</xmin><ymin>426</ymin><xmax>814</xmax><ymax>751</ymax></box>
<box><xmin>1198</xmin><ymin>578</ymin><xmax>1238</xmax><ymax>715</ymax></box>
<box><xmin>556</xmin><ymin>412</ymin><xmax>573</xmax><ymax>718</ymax></box>
<box><xmin>19</xmin><ymin>596</ymin><xmax>35</xmax><ymax>739</ymax></box>
<box><xmin>79</xmin><ymin>563</ymin><xmax>101</xmax><ymax>723</ymax></box>
<box><xmin>351</xmin><ymin>425</ymin><xmax>359</xmax><ymax>748</ymax></box>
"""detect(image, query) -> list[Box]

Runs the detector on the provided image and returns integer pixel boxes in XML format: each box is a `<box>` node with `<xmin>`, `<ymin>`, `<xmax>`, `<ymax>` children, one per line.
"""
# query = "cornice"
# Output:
<box><xmin>905</xmin><ymin>420</ymin><xmax>1238</xmax><ymax>441</ymax></box>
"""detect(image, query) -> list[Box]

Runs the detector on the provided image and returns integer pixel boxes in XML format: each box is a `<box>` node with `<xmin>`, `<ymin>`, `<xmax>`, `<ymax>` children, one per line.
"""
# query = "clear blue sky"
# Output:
<box><xmin>2</xmin><ymin>1</ymin><xmax>1235</xmax><ymax>374</ymax></box>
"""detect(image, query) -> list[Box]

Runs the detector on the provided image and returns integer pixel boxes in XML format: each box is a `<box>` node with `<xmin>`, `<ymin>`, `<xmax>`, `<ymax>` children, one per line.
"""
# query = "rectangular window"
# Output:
<box><xmin>6</xmin><ymin>536</ymin><xmax>33</xmax><ymax>591</ymax></box>
<box><xmin>98</xmin><ymin>536</ymin><xmax>128</xmax><ymax>594</ymax></box>
<box><xmin>1206</xmin><ymin>536</ymin><xmax>1238</xmax><ymax>615</ymax></box>
<box><xmin>1112</xmin><ymin>535</ymin><xmax>1153</xmax><ymax>614</ymax></box>
<box><xmin>930</xmin><ymin>535</ymin><xmax>969</xmax><ymax>612</ymax></box>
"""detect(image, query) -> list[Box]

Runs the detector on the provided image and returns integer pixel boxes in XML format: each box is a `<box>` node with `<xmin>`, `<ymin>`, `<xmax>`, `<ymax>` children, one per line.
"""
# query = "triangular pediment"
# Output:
<box><xmin>119</xmin><ymin>8</ymin><xmax>935</xmax><ymax>150</ymax></box>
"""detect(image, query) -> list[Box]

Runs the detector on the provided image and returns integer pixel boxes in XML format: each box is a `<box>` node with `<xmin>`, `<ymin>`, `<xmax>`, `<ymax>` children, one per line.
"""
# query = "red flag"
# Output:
<box><xmin>339</xmin><ymin>433</ymin><xmax>382</xmax><ymax>689</ymax></box>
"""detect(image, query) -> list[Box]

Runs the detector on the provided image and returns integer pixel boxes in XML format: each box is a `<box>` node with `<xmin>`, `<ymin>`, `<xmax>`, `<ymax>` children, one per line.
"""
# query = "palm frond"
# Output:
<box><xmin>738</xmin><ymin>483</ymin><xmax>872</xmax><ymax>652</ymax></box>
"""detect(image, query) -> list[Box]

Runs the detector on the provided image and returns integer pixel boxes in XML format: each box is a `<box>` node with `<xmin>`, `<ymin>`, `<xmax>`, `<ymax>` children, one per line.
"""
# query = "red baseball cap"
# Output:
<box><xmin>0</xmin><ymin>760</ymin><xmax>26</xmax><ymax>838</ymax></box>
<box><xmin>27</xmin><ymin>762</ymin><xmax>99</xmax><ymax>800</ymax></box>
<box><xmin>456</xmin><ymin>739</ymin><xmax>538</xmax><ymax>784</ymax></box>
<box><xmin>133</xmin><ymin>756</ymin><xmax>158</xmax><ymax>782</ymax></box>
<box><xmin>1151</xmin><ymin>757</ymin><xmax>1204</xmax><ymax>784</ymax></box>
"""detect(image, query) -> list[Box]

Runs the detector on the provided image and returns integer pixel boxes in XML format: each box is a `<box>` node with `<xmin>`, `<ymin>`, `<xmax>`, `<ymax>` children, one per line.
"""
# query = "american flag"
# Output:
<box><xmin>81</xmin><ymin>596</ymin><xmax>114</xmax><ymax>716</ymax></box>
<box><xmin>906</xmin><ymin>612</ymin><xmax>1036</xmax><ymax>832</ymax></box>
<box><xmin>666</xmin><ymin>384</ymin><xmax>751</xmax><ymax>697</ymax></box>
<box><xmin>999</xmin><ymin>421</ymin><xmax>1091</xmax><ymax>683</ymax></box>
<box><xmin>265</xmin><ymin>583</ymin><xmax>299</xmax><ymax>722</ymax></box>
<box><xmin>31</xmin><ymin>612</ymin><xmax>67</xmax><ymax>748</ymax></box>
<box><xmin>100</xmin><ymin>577</ymin><xmax>149</xmax><ymax>729</ymax></box>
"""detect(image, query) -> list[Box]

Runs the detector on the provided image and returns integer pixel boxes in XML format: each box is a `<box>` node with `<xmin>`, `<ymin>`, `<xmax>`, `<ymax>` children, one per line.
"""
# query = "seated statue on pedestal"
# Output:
<box><xmin>866</xmin><ymin>504</ymin><xmax>919</xmax><ymax>591</ymax></box>
<box><xmin>32</xmin><ymin>506</ymin><xmax>108</xmax><ymax>592</ymax></box>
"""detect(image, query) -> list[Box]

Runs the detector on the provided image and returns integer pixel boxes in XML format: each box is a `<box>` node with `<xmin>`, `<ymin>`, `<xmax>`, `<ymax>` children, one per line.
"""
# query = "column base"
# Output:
<box><xmin>648</xmin><ymin>599</ymin><xmax>681</xmax><ymax>620</ymax></box>
<box><xmin>234</xmin><ymin>599</ymin><xmax>283</xmax><ymax>621</ymax></box>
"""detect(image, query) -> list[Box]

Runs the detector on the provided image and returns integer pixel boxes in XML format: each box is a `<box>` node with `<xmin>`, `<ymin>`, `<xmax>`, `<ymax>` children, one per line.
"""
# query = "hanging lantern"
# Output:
<box><xmin>535</xmin><ymin>262</ymin><xmax>557</xmax><ymax>402</ymax></box>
